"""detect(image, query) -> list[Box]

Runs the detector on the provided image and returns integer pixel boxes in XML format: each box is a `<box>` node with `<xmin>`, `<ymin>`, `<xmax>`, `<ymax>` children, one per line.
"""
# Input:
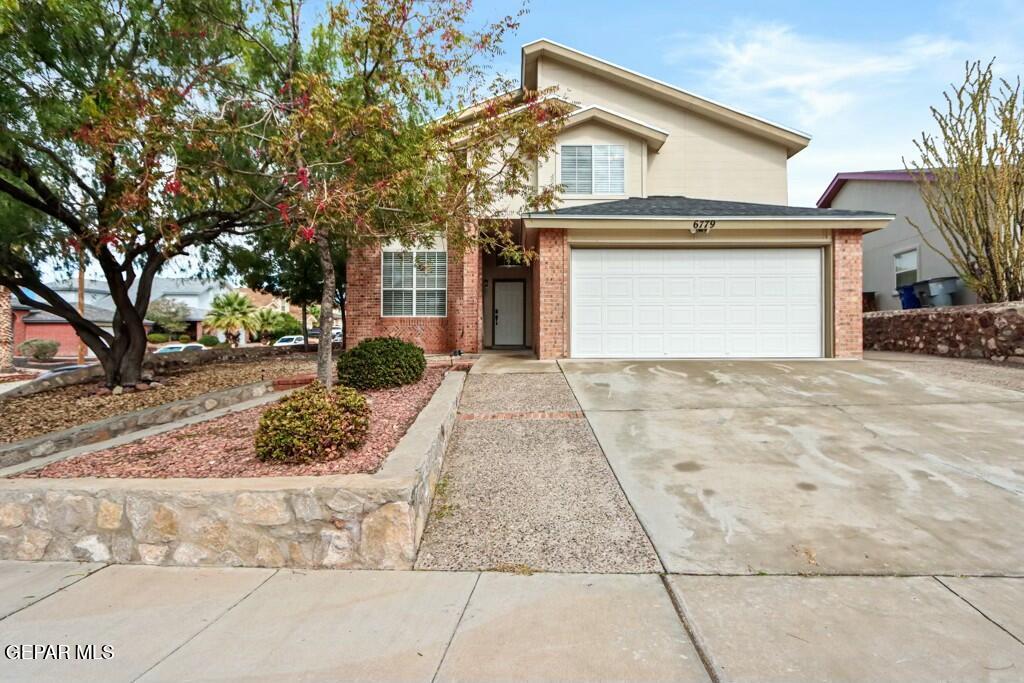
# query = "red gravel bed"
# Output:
<box><xmin>23</xmin><ymin>368</ymin><xmax>447</xmax><ymax>479</ymax></box>
<box><xmin>0</xmin><ymin>373</ymin><xmax>36</xmax><ymax>384</ymax></box>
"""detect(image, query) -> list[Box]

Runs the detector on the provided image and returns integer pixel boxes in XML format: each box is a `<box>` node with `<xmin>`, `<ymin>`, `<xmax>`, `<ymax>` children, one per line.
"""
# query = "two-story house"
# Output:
<box><xmin>345</xmin><ymin>40</ymin><xmax>893</xmax><ymax>360</ymax></box>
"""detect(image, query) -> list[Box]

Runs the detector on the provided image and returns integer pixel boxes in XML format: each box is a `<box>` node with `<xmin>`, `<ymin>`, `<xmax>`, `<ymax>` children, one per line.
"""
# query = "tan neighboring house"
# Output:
<box><xmin>817</xmin><ymin>170</ymin><xmax>977</xmax><ymax>310</ymax></box>
<box><xmin>346</xmin><ymin>39</ymin><xmax>893</xmax><ymax>359</ymax></box>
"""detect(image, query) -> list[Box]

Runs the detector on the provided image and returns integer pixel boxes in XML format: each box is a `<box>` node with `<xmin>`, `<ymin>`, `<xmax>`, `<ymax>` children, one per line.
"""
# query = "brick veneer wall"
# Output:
<box><xmin>533</xmin><ymin>228</ymin><xmax>569</xmax><ymax>359</ymax></box>
<box><xmin>345</xmin><ymin>244</ymin><xmax>481</xmax><ymax>354</ymax></box>
<box><xmin>832</xmin><ymin>229</ymin><xmax>864</xmax><ymax>358</ymax></box>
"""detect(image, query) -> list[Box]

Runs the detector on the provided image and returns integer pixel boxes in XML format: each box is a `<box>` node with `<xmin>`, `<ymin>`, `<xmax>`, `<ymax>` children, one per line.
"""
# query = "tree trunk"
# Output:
<box><xmin>301</xmin><ymin>302</ymin><xmax>309</xmax><ymax>349</ymax></box>
<box><xmin>0</xmin><ymin>286</ymin><xmax>12</xmax><ymax>371</ymax></box>
<box><xmin>315</xmin><ymin>232</ymin><xmax>336</xmax><ymax>388</ymax></box>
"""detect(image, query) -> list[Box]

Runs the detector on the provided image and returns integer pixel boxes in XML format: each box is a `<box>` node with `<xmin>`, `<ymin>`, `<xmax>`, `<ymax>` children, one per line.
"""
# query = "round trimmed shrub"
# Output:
<box><xmin>17</xmin><ymin>338</ymin><xmax>59</xmax><ymax>361</ymax></box>
<box><xmin>254</xmin><ymin>382</ymin><xmax>370</xmax><ymax>463</ymax></box>
<box><xmin>147</xmin><ymin>332</ymin><xmax>169</xmax><ymax>344</ymax></box>
<box><xmin>177</xmin><ymin>334</ymin><xmax>191</xmax><ymax>343</ymax></box>
<box><xmin>337</xmin><ymin>336</ymin><xmax>426</xmax><ymax>390</ymax></box>
<box><xmin>198</xmin><ymin>334</ymin><xmax>220</xmax><ymax>347</ymax></box>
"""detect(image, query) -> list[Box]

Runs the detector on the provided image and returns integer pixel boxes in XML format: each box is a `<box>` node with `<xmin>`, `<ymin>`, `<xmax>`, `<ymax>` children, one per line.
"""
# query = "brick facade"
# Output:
<box><xmin>532</xmin><ymin>228</ymin><xmax>569</xmax><ymax>359</ymax></box>
<box><xmin>346</xmin><ymin>228</ymin><xmax>866</xmax><ymax>361</ymax></box>
<box><xmin>832</xmin><ymin>228</ymin><xmax>864</xmax><ymax>358</ymax></box>
<box><xmin>344</xmin><ymin>244</ymin><xmax>481</xmax><ymax>355</ymax></box>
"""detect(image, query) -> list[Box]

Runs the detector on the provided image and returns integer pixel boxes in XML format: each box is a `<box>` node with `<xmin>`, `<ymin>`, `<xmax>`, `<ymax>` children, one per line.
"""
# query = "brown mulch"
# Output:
<box><xmin>0</xmin><ymin>356</ymin><xmax>317</xmax><ymax>445</ymax></box>
<box><xmin>0</xmin><ymin>373</ymin><xmax>36</xmax><ymax>384</ymax></box>
<box><xmin>22</xmin><ymin>367</ymin><xmax>447</xmax><ymax>479</ymax></box>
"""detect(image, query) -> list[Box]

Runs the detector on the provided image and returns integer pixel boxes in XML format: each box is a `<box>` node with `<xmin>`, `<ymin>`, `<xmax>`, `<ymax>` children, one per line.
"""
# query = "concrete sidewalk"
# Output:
<box><xmin>1</xmin><ymin>561</ymin><xmax>1022</xmax><ymax>682</ymax></box>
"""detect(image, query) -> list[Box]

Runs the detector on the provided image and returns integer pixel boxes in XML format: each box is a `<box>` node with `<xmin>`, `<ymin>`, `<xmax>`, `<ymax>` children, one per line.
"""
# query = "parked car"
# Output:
<box><xmin>331</xmin><ymin>329</ymin><xmax>343</xmax><ymax>343</ymax></box>
<box><xmin>36</xmin><ymin>364</ymin><xmax>97</xmax><ymax>380</ymax></box>
<box><xmin>154</xmin><ymin>343</ymin><xmax>206</xmax><ymax>354</ymax></box>
<box><xmin>272</xmin><ymin>335</ymin><xmax>306</xmax><ymax>347</ymax></box>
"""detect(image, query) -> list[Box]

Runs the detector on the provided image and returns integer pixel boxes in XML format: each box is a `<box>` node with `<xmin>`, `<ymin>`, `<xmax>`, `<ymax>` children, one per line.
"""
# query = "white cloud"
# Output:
<box><xmin>667</xmin><ymin>23</ymin><xmax>965</xmax><ymax>128</ymax></box>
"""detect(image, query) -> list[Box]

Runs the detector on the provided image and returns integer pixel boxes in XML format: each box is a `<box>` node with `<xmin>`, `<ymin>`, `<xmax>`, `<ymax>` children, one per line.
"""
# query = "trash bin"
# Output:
<box><xmin>928</xmin><ymin>277</ymin><xmax>960</xmax><ymax>307</ymax></box>
<box><xmin>912</xmin><ymin>281</ymin><xmax>932</xmax><ymax>307</ymax></box>
<box><xmin>897</xmin><ymin>284</ymin><xmax>921</xmax><ymax>309</ymax></box>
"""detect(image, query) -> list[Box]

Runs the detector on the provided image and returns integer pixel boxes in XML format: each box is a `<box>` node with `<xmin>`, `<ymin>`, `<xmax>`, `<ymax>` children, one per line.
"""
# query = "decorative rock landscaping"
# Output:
<box><xmin>0</xmin><ymin>372</ymin><xmax>463</xmax><ymax>569</ymax></box>
<box><xmin>864</xmin><ymin>303</ymin><xmax>1024</xmax><ymax>360</ymax></box>
<box><xmin>0</xmin><ymin>380</ymin><xmax>278</xmax><ymax>469</ymax></box>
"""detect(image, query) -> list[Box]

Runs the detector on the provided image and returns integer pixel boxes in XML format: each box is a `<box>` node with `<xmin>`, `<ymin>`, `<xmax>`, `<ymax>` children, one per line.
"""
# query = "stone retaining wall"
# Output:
<box><xmin>5</xmin><ymin>343</ymin><xmax>337</xmax><ymax>399</ymax></box>
<box><xmin>0</xmin><ymin>371</ymin><xmax>464</xmax><ymax>569</ymax></box>
<box><xmin>0</xmin><ymin>381</ymin><xmax>277</xmax><ymax>469</ymax></box>
<box><xmin>863</xmin><ymin>303</ymin><xmax>1024</xmax><ymax>360</ymax></box>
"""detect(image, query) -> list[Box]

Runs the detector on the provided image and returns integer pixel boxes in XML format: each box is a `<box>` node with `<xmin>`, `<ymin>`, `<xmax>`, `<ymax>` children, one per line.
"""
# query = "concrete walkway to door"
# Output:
<box><xmin>415</xmin><ymin>351</ymin><xmax>660</xmax><ymax>573</ymax></box>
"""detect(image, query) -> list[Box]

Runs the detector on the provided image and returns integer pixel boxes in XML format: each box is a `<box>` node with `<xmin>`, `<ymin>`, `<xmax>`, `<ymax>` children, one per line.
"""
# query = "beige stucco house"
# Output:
<box><xmin>818</xmin><ymin>170</ymin><xmax>977</xmax><ymax>310</ymax></box>
<box><xmin>346</xmin><ymin>39</ymin><xmax>892</xmax><ymax>360</ymax></box>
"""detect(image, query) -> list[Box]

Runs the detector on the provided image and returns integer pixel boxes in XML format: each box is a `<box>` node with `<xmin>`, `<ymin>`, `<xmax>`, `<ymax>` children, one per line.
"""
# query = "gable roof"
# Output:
<box><xmin>521</xmin><ymin>39</ymin><xmax>811</xmax><ymax>157</ymax></box>
<box><xmin>526</xmin><ymin>195</ymin><xmax>893</xmax><ymax>221</ymax></box>
<box><xmin>563</xmin><ymin>105</ymin><xmax>669</xmax><ymax>151</ymax></box>
<box><xmin>816</xmin><ymin>170</ymin><xmax>934</xmax><ymax>208</ymax></box>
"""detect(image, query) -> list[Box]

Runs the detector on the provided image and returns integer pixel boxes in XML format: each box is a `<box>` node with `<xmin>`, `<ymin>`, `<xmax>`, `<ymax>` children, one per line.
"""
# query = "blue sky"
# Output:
<box><xmin>458</xmin><ymin>0</ymin><xmax>1024</xmax><ymax>206</ymax></box>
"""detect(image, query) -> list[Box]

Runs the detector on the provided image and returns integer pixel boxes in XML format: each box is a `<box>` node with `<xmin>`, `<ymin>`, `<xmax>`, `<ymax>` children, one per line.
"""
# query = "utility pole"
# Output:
<box><xmin>77</xmin><ymin>248</ymin><xmax>86</xmax><ymax>365</ymax></box>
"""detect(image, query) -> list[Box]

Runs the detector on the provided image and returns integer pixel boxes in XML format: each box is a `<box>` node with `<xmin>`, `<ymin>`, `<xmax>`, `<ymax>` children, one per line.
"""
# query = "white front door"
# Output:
<box><xmin>571</xmin><ymin>248</ymin><xmax>823</xmax><ymax>358</ymax></box>
<box><xmin>493</xmin><ymin>280</ymin><xmax>525</xmax><ymax>346</ymax></box>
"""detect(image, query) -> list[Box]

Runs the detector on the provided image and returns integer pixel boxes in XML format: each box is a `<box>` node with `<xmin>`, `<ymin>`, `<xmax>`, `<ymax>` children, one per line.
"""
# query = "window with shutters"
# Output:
<box><xmin>560</xmin><ymin>144</ymin><xmax>625</xmax><ymax>194</ymax></box>
<box><xmin>382</xmin><ymin>251</ymin><xmax>447</xmax><ymax>317</ymax></box>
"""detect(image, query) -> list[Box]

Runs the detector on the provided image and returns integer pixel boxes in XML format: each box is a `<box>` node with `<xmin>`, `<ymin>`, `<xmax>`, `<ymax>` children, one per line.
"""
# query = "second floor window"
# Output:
<box><xmin>561</xmin><ymin>144</ymin><xmax>625</xmax><ymax>194</ymax></box>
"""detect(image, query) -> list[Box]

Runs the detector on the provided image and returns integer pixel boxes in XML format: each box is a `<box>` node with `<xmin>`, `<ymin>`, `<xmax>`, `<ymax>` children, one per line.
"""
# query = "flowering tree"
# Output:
<box><xmin>0</xmin><ymin>0</ymin><xmax>285</xmax><ymax>386</ymax></box>
<box><xmin>0</xmin><ymin>0</ymin><xmax>567</xmax><ymax>387</ymax></box>
<box><xmin>225</xmin><ymin>0</ymin><xmax>571</xmax><ymax>385</ymax></box>
<box><xmin>907</xmin><ymin>59</ymin><xmax>1024</xmax><ymax>302</ymax></box>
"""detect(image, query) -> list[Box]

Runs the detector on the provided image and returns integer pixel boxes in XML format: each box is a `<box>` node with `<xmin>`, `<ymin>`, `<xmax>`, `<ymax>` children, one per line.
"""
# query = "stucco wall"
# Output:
<box><xmin>536</xmin><ymin>56</ymin><xmax>790</xmax><ymax>204</ymax></box>
<box><xmin>829</xmin><ymin>180</ymin><xmax>978</xmax><ymax>310</ymax></box>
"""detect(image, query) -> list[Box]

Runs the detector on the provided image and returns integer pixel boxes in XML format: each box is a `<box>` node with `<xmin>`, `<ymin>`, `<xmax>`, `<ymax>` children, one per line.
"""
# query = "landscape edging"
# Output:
<box><xmin>0</xmin><ymin>380</ymin><xmax>277</xmax><ymax>469</ymax></box>
<box><xmin>0</xmin><ymin>371</ymin><xmax>465</xmax><ymax>570</ymax></box>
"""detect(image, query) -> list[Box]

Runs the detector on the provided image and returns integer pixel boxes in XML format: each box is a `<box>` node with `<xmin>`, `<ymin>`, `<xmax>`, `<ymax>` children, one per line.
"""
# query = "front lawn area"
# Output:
<box><xmin>21</xmin><ymin>367</ymin><xmax>446</xmax><ymax>478</ymax></box>
<box><xmin>0</xmin><ymin>356</ymin><xmax>317</xmax><ymax>444</ymax></box>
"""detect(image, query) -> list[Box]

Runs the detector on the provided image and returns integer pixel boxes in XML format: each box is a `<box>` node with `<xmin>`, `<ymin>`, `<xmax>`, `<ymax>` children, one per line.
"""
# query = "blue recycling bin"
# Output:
<box><xmin>897</xmin><ymin>284</ymin><xmax>921</xmax><ymax>309</ymax></box>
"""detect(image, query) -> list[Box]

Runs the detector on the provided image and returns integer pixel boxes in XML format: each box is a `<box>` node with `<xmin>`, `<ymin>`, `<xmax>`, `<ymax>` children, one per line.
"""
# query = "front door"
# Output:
<box><xmin>493</xmin><ymin>280</ymin><xmax>525</xmax><ymax>346</ymax></box>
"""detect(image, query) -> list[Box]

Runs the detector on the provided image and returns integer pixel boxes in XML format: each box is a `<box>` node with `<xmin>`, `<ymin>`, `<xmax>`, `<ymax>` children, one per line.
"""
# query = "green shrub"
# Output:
<box><xmin>177</xmin><ymin>334</ymin><xmax>191</xmax><ymax>343</ymax></box>
<box><xmin>147</xmin><ymin>332</ymin><xmax>169</xmax><ymax>344</ymax></box>
<box><xmin>337</xmin><ymin>336</ymin><xmax>426</xmax><ymax>390</ymax></box>
<box><xmin>270</xmin><ymin>312</ymin><xmax>302</xmax><ymax>339</ymax></box>
<box><xmin>254</xmin><ymin>382</ymin><xmax>370</xmax><ymax>463</ymax></box>
<box><xmin>198</xmin><ymin>334</ymin><xmax>220</xmax><ymax>347</ymax></box>
<box><xmin>17</xmin><ymin>338</ymin><xmax>59</xmax><ymax>361</ymax></box>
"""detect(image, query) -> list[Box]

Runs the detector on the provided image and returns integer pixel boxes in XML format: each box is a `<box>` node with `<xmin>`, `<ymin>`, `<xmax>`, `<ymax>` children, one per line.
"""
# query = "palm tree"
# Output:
<box><xmin>203</xmin><ymin>292</ymin><xmax>257</xmax><ymax>347</ymax></box>
<box><xmin>249</xmin><ymin>308</ymin><xmax>284</xmax><ymax>344</ymax></box>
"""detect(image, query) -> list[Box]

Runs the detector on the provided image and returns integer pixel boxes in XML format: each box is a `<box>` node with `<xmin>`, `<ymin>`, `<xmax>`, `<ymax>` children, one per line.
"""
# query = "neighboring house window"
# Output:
<box><xmin>894</xmin><ymin>248</ymin><xmax>919</xmax><ymax>288</ymax></box>
<box><xmin>561</xmin><ymin>144</ymin><xmax>625</xmax><ymax>194</ymax></box>
<box><xmin>382</xmin><ymin>251</ymin><xmax>447</xmax><ymax>317</ymax></box>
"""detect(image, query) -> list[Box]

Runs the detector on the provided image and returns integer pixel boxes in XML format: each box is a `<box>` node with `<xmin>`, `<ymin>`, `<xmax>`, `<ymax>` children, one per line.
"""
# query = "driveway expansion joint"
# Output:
<box><xmin>457</xmin><ymin>410</ymin><xmax>584</xmax><ymax>421</ymax></box>
<box><xmin>934</xmin><ymin>576</ymin><xmax>1024</xmax><ymax>649</ymax></box>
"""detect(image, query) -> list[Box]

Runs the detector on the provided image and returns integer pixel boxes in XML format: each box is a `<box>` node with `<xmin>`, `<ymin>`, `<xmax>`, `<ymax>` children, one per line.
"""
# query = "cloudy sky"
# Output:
<box><xmin>468</xmin><ymin>0</ymin><xmax>1024</xmax><ymax>206</ymax></box>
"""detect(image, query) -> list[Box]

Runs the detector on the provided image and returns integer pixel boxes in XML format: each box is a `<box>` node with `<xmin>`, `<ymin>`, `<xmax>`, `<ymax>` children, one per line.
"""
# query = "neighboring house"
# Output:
<box><xmin>817</xmin><ymin>170</ymin><xmax>978</xmax><ymax>311</ymax></box>
<box><xmin>47</xmin><ymin>276</ymin><xmax>231</xmax><ymax>340</ymax></box>
<box><xmin>9</xmin><ymin>295</ymin><xmax>152</xmax><ymax>358</ymax></box>
<box><xmin>346</xmin><ymin>39</ymin><xmax>892</xmax><ymax>359</ymax></box>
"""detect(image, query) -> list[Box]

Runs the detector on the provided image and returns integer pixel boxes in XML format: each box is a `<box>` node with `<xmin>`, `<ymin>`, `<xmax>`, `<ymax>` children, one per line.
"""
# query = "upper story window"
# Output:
<box><xmin>382</xmin><ymin>251</ymin><xmax>447</xmax><ymax>317</ymax></box>
<box><xmin>894</xmin><ymin>248</ymin><xmax>919</xmax><ymax>288</ymax></box>
<box><xmin>561</xmin><ymin>144</ymin><xmax>625</xmax><ymax>194</ymax></box>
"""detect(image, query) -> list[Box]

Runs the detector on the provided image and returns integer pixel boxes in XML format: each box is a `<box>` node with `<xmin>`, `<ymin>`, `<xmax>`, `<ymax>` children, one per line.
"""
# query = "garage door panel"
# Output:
<box><xmin>571</xmin><ymin>248</ymin><xmax>822</xmax><ymax>359</ymax></box>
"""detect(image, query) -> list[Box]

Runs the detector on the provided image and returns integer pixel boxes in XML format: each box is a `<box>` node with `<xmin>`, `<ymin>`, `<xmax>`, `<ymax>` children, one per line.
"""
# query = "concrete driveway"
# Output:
<box><xmin>562</xmin><ymin>358</ymin><xmax>1024</xmax><ymax>575</ymax></box>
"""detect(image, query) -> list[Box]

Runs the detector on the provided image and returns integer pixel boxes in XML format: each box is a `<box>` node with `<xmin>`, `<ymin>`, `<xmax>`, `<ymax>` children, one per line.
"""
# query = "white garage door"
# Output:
<box><xmin>571</xmin><ymin>248</ymin><xmax>823</xmax><ymax>358</ymax></box>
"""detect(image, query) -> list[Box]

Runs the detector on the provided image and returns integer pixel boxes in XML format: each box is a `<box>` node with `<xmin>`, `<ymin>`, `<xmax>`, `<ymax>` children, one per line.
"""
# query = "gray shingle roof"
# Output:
<box><xmin>24</xmin><ymin>303</ymin><xmax>118</xmax><ymax>324</ymax></box>
<box><xmin>527</xmin><ymin>195</ymin><xmax>892</xmax><ymax>219</ymax></box>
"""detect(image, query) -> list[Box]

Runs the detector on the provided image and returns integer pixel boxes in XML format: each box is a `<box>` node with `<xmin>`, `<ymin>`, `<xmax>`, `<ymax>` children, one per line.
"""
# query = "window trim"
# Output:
<box><xmin>893</xmin><ymin>246</ymin><xmax>919</xmax><ymax>289</ymax></box>
<box><xmin>558</xmin><ymin>143</ymin><xmax>627</xmax><ymax>197</ymax></box>
<box><xmin>380</xmin><ymin>250</ymin><xmax>448</xmax><ymax>318</ymax></box>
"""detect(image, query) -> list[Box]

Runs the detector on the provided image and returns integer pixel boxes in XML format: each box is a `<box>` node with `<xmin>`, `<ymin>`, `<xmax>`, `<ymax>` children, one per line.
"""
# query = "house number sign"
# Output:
<box><xmin>690</xmin><ymin>220</ymin><xmax>716</xmax><ymax>235</ymax></box>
